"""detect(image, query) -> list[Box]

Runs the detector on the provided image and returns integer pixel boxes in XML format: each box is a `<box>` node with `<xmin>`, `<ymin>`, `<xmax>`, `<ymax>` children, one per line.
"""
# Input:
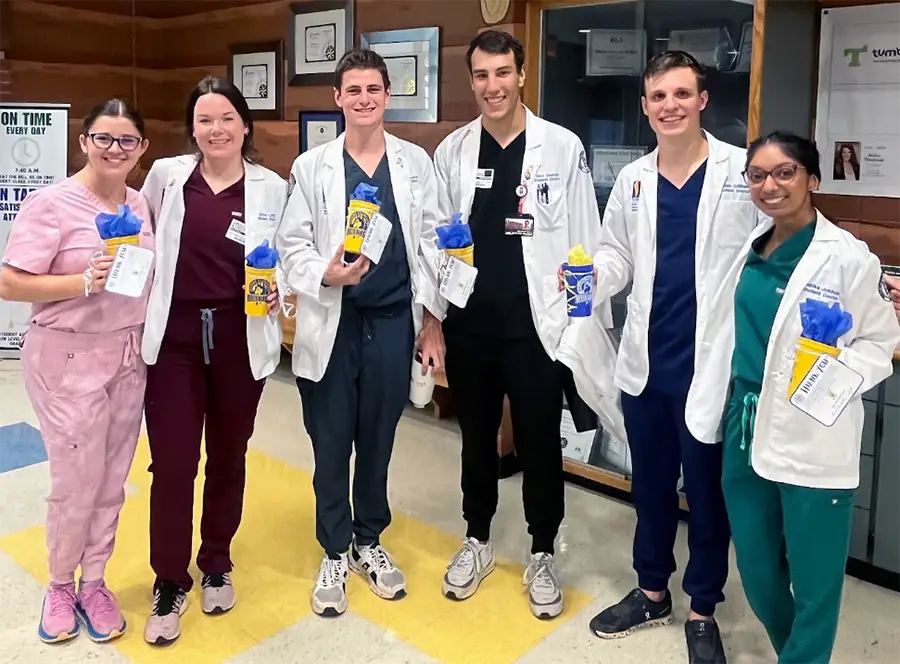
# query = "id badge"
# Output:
<box><xmin>225</xmin><ymin>219</ymin><xmax>246</xmax><ymax>245</ymax></box>
<box><xmin>504</xmin><ymin>214</ymin><xmax>534</xmax><ymax>237</ymax></box>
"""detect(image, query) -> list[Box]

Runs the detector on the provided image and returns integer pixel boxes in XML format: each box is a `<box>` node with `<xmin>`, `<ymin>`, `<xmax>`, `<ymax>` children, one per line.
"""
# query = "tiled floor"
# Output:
<box><xmin>0</xmin><ymin>354</ymin><xmax>898</xmax><ymax>664</ymax></box>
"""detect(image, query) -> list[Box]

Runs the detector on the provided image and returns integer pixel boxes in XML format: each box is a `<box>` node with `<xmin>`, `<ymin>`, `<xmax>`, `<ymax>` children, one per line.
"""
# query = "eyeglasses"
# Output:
<box><xmin>87</xmin><ymin>132</ymin><xmax>143</xmax><ymax>151</ymax></box>
<box><xmin>742</xmin><ymin>163</ymin><xmax>805</xmax><ymax>186</ymax></box>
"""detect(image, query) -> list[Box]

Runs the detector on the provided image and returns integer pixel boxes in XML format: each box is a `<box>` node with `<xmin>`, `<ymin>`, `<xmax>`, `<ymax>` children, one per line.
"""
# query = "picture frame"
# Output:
<box><xmin>287</xmin><ymin>0</ymin><xmax>355</xmax><ymax>87</ymax></box>
<box><xmin>227</xmin><ymin>41</ymin><xmax>284</xmax><ymax>120</ymax></box>
<box><xmin>360</xmin><ymin>27</ymin><xmax>440</xmax><ymax>123</ymax></box>
<box><xmin>299</xmin><ymin>110</ymin><xmax>345</xmax><ymax>154</ymax></box>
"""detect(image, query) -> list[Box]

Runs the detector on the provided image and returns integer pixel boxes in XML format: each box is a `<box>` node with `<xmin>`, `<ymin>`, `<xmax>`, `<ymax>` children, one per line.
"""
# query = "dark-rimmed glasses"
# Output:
<box><xmin>742</xmin><ymin>163</ymin><xmax>806</xmax><ymax>187</ymax></box>
<box><xmin>87</xmin><ymin>132</ymin><xmax>142</xmax><ymax>151</ymax></box>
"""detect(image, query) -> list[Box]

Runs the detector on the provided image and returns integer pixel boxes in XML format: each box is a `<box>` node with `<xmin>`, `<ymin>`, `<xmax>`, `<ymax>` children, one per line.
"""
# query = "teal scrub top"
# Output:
<box><xmin>731</xmin><ymin>221</ymin><xmax>817</xmax><ymax>391</ymax></box>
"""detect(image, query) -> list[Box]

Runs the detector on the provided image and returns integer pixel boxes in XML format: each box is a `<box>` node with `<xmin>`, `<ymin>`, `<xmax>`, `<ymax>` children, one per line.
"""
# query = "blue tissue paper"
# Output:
<box><xmin>350</xmin><ymin>182</ymin><xmax>381</xmax><ymax>207</ymax></box>
<box><xmin>246</xmin><ymin>240</ymin><xmax>279</xmax><ymax>269</ymax></box>
<box><xmin>436</xmin><ymin>212</ymin><xmax>473</xmax><ymax>250</ymax></box>
<box><xmin>799</xmin><ymin>298</ymin><xmax>853</xmax><ymax>347</ymax></box>
<box><xmin>95</xmin><ymin>204</ymin><xmax>143</xmax><ymax>240</ymax></box>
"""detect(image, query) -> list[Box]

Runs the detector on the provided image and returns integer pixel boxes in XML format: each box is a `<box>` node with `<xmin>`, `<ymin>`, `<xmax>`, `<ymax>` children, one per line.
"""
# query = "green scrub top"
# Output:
<box><xmin>731</xmin><ymin>220</ymin><xmax>817</xmax><ymax>391</ymax></box>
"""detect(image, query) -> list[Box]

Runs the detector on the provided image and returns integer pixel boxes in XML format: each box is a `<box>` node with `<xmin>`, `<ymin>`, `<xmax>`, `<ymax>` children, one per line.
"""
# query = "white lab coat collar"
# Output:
<box><xmin>457</xmin><ymin>105</ymin><xmax>545</xmax><ymax>220</ymax></box>
<box><xmin>318</xmin><ymin>130</ymin><xmax>414</xmax><ymax>259</ymax></box>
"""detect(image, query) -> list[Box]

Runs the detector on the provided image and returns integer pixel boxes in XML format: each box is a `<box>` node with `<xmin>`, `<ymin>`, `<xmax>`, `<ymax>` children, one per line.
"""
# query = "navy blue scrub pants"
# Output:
<box><xmin>621</xmin><ymin>386</ymin><xmax>731</xmax><ymax>617</ymax></box>
<box><xmin>297</xmin><ymin>300</ymin><xmax>414</xmax><ymax>558</ymax></box>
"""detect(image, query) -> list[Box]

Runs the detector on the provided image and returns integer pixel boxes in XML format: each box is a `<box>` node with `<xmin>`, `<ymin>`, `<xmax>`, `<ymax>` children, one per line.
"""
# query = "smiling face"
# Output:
<box><xmin>335</xmin><ymin>68</ymin><xmax>388</xmax><ymax>129</ymax></box>
<box><xmin>746</xmin><ymin>144</ymin><xmax>819</xmax><ymax>219</ymax></box>
<box><xmin>192</xmin><ymin>92</ymin><xmax>248</xmax><ymax>161</ymax></box>
<box><xmin>641</xmin><ymin>66</ymin><xmax>707</xmax><ymax>139</ymax></box>
<box><xmin>469</xmin><ymin>48</ymin><xmax>524</xmax><ymax>122</ymax></box>
<box><xmin>79</xmin><ymin>115</ymin><xmax>147</xmax><ymax>178</ymax></box>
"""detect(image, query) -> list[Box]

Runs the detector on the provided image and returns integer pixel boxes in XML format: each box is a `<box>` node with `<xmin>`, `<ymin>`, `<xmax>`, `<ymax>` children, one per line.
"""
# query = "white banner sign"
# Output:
<box><xmin>0</xmin><ymin>102</ymin><xmax>70</xmax><ymax>356</ymax></box>
<box><xmin>814</xmin><ymin>4</ymin><xmax>900</xmax><ymax>198</ymax></box>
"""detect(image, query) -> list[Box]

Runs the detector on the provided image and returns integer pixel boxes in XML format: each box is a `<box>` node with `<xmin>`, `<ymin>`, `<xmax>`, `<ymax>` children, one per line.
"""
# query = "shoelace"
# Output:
<box><xmin>153</xmin><ymin>582</ymin><xmax>183</xmax><ymax>617</ymax></box>
<box><xmin>318</xmin><ymin>558</ymin><xmax>346</xmax><ymax>588</ymax></box>
<box><xmin>48</xmin><ymin>585</ymin><xmax>76</xmax><ymax>616</ymax></box>
<box><xmin>80</xmin><ymin>583</ymin><xmax>118</xmax><ymax>621</ymax></box>
<box><xmin>202</xmin><ymin>573</ymin><xmax>231</xmax><ymax>589</ymax></box>
<box><xmin>368</xmin><ymin>545</ymin><xmax>396</xmax><ymax>572</ymax></box>
<box><xmin>523</xmin><ymin>553</ymin><xmax>560</xmax><ymax>593</ymax></box>
<box><xmin>447</xmin><ymin>539</ymin><xmax>480</xmax><ymax>574</ymax></box>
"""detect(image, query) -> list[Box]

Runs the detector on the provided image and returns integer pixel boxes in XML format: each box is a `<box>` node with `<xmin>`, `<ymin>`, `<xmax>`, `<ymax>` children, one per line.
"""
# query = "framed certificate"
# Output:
<box><xmin>287</xmin><ymin>0</ymin><xmax>354</xmax><ymax>86</ymax></box>
<box><xmin>299</xmin><ymin>111</ymin><xmax>345</xmax><ymax>154</ymax></box>
<box><xmin>227</xmin><ymin>41</ymin><xmax>284</xmax><ymax>120</ymax></box>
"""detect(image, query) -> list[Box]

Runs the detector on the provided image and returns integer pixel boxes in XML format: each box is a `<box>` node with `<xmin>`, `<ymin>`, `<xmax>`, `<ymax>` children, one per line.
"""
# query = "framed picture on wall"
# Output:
<box><xmin>287</xmin><ymin>0</ymin><xmax>355</xmax><ymax>87</ymax></box>
<box><xmin>299</xmin><ymin>111</ymin><xmax>345</xmax><ymax>153</ymax></box>
<box><xmin>360</xmin><ymin>27</ymin><xmax>440</xmax><ymax>123</ymax></box>
<box><xmin>227</xmin><ymin>41</ymin><xmax>284</xmax><ymax>120</ymax></box>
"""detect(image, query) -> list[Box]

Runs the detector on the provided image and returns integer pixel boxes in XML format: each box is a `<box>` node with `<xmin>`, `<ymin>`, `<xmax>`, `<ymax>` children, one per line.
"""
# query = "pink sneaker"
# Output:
<box><xmin>76</xmin><ymin>580</ymin><xmax>127</xmax><ymax>642</ymax></box>
<box><xmin>38</xmin><ymin>583</ymin><xmax>80</xmax><ymax>643</ymax></box>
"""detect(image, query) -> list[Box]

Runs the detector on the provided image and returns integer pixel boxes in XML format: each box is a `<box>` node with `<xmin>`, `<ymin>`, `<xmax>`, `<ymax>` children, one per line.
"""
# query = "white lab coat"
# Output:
<box><xmin>275</xmin><ymin>132</ymin><xmax>444</xmax><ymax>382</ymax></box>
<box><xmin>699</xmin><ymin>212</ymin><xmax>900</xmax><ymax>489</ymax></box>
<box><xmin>140</xmin><ymin>155</ymin><xmax>287</xmax><ymax>381</ymax></box>
<box><xmin>590</xmin><ymin>131</ymin><xmax>763</xmax><ymax>444</ymax></box>
<box><xmin>432</xmin><ymin>106</ymin><xmax>613</xmax><ymax>364</ymax></box>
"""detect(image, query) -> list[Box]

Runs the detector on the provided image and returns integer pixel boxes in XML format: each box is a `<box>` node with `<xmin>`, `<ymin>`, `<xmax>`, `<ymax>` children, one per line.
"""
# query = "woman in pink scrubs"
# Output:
<box><xmin>0</xmin><ymin>100</ymin><xmax>153</xmax><ymax>644</ymax></box>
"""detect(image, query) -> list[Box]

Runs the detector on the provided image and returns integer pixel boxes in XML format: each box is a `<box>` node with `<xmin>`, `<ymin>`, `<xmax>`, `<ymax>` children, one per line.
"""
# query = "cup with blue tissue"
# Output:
<box><xmin>436</xmin><ymin>212</ymin><xmax>474</xmax><ymax>265</ymax></box>
<box><xmin>96</xmin><ymin>204</ymin><xmax>143</xmax><ymax>256</ymax></box>
<box><xmin>562</xmin><ymin>244</ymin><xmax>594</xmax><ymax>318</ymax></box>
<box><xmin>345</xmin><ymin>183</ymin><xmax>380</xmax><ymax>255</ymax></box>
<box><xmin>787</xmin><ymin>297</ymin><xmax>853</xmax><ymax>395</ymax></box>
<box><xmin>245</xmin><ymin>240</ymin><xmax>279</xmax><ymax>317</ymax></box>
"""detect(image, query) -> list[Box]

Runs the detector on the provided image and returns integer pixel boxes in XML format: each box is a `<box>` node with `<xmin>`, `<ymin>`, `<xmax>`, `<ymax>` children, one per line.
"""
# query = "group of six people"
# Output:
<box><xmin>1</xmin><ymin>29</ymin><xmax>899</xmax><ymax>664</ymax></box>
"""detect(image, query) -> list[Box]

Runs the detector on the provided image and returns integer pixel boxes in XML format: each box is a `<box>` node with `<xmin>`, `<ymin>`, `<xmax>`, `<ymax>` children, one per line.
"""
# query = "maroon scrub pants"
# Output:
<box><xmin>144</xmin><ymin>298</ymin><xmax>265</xmax><ymax>591</ymax></box>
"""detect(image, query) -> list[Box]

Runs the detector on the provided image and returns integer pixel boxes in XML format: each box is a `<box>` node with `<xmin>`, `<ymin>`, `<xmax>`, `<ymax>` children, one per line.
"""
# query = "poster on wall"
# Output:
<box><xmin>814</xmin><ymin>4</ymin><xmax>900</xmax><ymax>198</ymax></box>
<box><xmin>0</xmin><ymin>102</ymin><xmax>70</xmax><ymax>358</ymax></box>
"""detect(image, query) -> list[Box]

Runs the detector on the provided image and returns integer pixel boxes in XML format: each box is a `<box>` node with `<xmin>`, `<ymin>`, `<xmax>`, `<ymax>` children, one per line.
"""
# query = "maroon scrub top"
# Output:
<box><xmin>172</xmin><ymin>164</ymin><xmax>246</xmax><ymax>302</ymax></box>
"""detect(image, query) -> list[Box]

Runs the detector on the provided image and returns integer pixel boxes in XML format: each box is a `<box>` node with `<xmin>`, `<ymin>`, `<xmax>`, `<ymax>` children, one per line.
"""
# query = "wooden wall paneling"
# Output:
<box><xmin>440</xmin><ymin>46</ymin><xmax>479</xmax><ymax>121</ymax></box>
<box><xmin>34</xmin><ymin>0</ymin><xmax>274</xmax><ymax>17</ymax></box>
<box><xmin>136</xmin><ymin>66</ymin><xmax>227</xmax><ymax>121</ymax></box>
<box><xmin>5</xmin><ymin>0</ymin><xmax>143</xmax><ymax>67</ymax></box>
<box><xmin>746</xmin><ymin>0</ymin><xmax>768</xmax><ymax>144</ymax></box>
<box><xmin>284</xmin><ymin>85</ymin><xmax>339</xmax><ymax>118</ymax></box>
<box><xmin>858</xmin><ymin>222</ymin><xmax>900</xmax><ymax>266</ymax></box>
<box><xmin>4</xmin><ymin>61</ymin><xmax>138</xmax><ymax>116</ymax></box>
<box><xmin>356</xmin><ymin>0</ymin><xmax>487</xmax><ymax>47</ymax></box>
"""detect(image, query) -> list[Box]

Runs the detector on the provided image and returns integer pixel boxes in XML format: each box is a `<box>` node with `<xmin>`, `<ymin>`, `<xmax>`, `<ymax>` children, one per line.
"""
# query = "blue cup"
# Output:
<box><xmin>563</xmin><ymin>263</ymin><xmax>593</xmax><ymax>317</ymax></box>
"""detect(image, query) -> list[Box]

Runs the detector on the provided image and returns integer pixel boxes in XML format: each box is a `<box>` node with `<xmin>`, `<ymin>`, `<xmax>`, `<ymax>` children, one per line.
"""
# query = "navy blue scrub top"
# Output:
<box><xmin>645</xmin><ymin>160</ymin><xmax>707</xmax><ymax>395</ymax></box>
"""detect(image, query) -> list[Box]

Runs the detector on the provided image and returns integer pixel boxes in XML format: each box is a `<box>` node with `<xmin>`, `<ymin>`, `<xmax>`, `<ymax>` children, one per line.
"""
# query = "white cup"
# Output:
<box><xmin>409</xmin><ymin>351</ymin><xmax>436</xmax><ymax>408</ymax></box>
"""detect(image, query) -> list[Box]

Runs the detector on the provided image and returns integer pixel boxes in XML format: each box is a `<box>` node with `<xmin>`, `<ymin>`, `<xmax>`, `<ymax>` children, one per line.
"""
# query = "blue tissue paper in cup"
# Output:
<box><xmin>563</xmin><ymin>263</ymin><xmax>593</xmax><ymax>317</ymax></box>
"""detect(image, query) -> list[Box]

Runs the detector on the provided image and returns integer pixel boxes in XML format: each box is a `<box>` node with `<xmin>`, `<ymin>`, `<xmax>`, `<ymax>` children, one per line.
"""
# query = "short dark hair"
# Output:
<box><xmin>642</xmin><ymin>50</ymin><xmax>706</xmax><ymax>95</ymax></box>
<box><xmin>746</xmin><ymin>131</ymin><xmax>823</xmax><ymax>180</ymax></box>
<box><xmin>185</xmin><ymin>75</ymin><xmax>257</xmax><ymax>162</ymax></box>
<box><xmin>466</xmin><ymin>30</ymin><xmax>525</xmax><ymax>73</ymax></box>
<box><xmin>334</xmin><ymin>49</ymin><xmax>390</xmax><ymax>91</ymax></box>
<box><xmin>82</xmin><ymin>99</ymin><xmax>146</xmax><ymax>137</ymax></box>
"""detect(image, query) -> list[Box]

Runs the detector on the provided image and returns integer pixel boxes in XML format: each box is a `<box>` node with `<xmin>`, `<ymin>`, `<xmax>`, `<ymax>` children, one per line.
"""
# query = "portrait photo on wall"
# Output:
<box><xmin>833</xmin><ymin>141</ymin><xmax>861</xmax><ymax>181</ymax></box>
<box><xmin>227</xmin><ymin>41</ymin><xmax>284</xmax><ymax>121</ymax></box>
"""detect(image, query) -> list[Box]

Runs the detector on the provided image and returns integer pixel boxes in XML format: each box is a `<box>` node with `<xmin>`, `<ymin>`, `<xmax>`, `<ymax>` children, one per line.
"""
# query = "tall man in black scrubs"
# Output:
<box><xmin>427</xmin><ymin>30</ymin><xmax>608</xmax><ymax>620</ymax></box>
<box><xmin>584</xmin><ymin>52</ymin><xmax>762</xmax><ymax>664</ymax></box>
<box><xmin>276</xmin><ymin>49</ymin><xmax>445</xmax><ymax>618</ymax></box>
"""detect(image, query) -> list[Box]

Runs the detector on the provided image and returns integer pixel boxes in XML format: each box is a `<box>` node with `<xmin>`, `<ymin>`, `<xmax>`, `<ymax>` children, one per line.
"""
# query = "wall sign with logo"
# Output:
<box><xmin>0</xmin><ymin>102</ymin><xmax>70</xmax><ymax>358</ymax></box>
<box><xmin>814</xmin><ymin>4</ymin><xmax>900</xmax><ymax>198</ymax></box>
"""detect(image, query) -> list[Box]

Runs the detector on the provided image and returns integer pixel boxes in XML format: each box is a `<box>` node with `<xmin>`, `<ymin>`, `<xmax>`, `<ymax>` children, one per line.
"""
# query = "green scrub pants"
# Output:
<box><xmin>721</xmin><ymin>381</ymin><xmax>855</xmax><ymax>664</ymax></box>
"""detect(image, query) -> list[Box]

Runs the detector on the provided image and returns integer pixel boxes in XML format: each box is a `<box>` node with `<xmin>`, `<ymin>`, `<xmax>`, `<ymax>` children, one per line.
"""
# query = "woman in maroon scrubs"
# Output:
<box><xmin>139</xmin><ymin>76</ymin><xmax>288</xmax><ymax>645</ymax></box>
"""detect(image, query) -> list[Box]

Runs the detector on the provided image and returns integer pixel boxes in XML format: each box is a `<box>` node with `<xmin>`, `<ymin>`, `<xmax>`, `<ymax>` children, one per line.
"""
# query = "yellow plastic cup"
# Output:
<box><xmin>104</xmin><ymin>234</ymin><xmax>140</xmax><ymax>256</ymax></box>
<box><xmin>445</xmin><ymin>245</ymin><xmax>474</xmax><ymax>266</ymax></box>
<box><xmin>245</xmin><ymin>266</ymin><xmax>276</xmax><ymax>317</ymax></box>
<box><xmin>788</xmin><ymin>337</ymin><xmax>841</xmax><ymax>396</ymax></box>
<box><xmin>344</xmin><ymin>200</ymin><xmax>379</xmax><ymax>254</ymax></box>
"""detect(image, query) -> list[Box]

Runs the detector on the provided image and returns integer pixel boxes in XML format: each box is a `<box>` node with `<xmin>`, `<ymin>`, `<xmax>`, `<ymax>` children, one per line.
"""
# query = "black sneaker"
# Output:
<box><xmin>685</xmin><ymin>619</ymin><xmax>727</xmax><ymax>664</ymax></box>
<box><xmin>589</xmin><ymin>588</ymin><xmax>674</xmax><ymax>638</ymax></box>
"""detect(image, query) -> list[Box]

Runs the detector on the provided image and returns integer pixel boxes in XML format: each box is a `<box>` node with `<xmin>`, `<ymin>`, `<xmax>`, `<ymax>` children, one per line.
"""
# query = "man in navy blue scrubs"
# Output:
<box><xmin>585</xmin><ymin>51</ymin><xmax>761</xmax><ymax>664</ymax></box>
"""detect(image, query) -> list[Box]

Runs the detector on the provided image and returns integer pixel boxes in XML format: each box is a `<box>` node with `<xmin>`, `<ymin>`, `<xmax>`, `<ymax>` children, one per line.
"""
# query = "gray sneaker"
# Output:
<box><xmin>311</xmin><ymin>554</ymin><xmax>349</xmax><ymax>617</ymax></box>
<box><xmin>144</xmin><ymin>580</ymin><xmax>188</xmax><ymax>646</ymax></box>
<box><xmin>201</xmin><ymin>573</ymin><xmax>235</xmax><ymax>615</ymax></box>
<box><xmin>523</xmin><ymin>552</ymin><xmax>564</xmax><ymax>620</ymax></box>
<box><xmin>442</xmin><ymin>537</ymin><xmax>495</xmax><ymax>600</ymax></box>
<box><xmin>349</xmin><ymin>542</ymin><xmax>407</xmax><ymax>600</ymax></box>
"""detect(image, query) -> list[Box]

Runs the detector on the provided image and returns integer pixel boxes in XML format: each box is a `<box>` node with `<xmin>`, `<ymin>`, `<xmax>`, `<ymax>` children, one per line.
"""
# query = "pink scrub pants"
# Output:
<box><xmin>21</xmin><ymin>324</ymin><xmax>146</xmax><ymax>585</ymax></box>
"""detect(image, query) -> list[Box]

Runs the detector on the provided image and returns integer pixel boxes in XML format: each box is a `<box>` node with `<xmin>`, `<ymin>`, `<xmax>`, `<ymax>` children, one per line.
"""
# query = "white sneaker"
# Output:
<box><xmin>524</xmin><ymin>552</ymin><xmax>563</xmax><ymax>619</ymax></box>
<box><xmin>349</xmin><ymin>541</ymin><xmax>407</xmax><ymax>600</ymax></box>
<box><xmin>311</xmin><ymin>554</ymin><xmax>349</xmax><ymax>617</ymax></box>
<box><xmin>442</xmin><ymin>537</ymin><xmax>495</xmax><ymax>600</ymax></box>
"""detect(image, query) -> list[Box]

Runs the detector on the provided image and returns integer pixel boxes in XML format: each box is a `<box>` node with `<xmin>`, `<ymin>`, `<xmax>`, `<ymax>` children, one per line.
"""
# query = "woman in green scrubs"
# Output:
<box><xmin>721</xmin><ymin>132</ymin><xmax>900</xmax><ymax>663</ymax></box>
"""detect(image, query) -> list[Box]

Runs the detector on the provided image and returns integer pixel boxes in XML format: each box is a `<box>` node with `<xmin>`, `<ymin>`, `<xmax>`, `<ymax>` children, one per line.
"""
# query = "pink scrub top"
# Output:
<box><xmin>1</xmin><ymin>177</ymin><xmax>155</xmax><ymax>334</ymax></box>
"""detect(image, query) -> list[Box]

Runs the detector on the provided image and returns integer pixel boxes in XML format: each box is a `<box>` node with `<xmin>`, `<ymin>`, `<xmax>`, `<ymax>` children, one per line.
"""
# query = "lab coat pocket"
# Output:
<box><xmin>535</xmin><ymin>188</ymin><xmax>567</xmax><ymax>231</ymax></box>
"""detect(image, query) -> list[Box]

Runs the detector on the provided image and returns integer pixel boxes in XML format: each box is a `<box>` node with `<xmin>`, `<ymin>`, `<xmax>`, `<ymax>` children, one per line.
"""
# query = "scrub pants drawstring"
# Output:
<box><xmin>740</xmin><ymin>392</ymin><xmax>759</xmax><ymax>465</ymax></box>
<box><xmin>201</xmin><ymin>308</ymin><xmax>216</xmax><ymax>365</ymax></box>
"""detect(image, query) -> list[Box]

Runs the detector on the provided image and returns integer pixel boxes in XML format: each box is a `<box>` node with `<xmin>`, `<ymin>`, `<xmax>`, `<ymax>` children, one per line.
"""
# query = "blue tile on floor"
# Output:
<box><xmin>0</xmin><ymin>422</ymin><xmax>47</xmax><ymax>472</ymax></box>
